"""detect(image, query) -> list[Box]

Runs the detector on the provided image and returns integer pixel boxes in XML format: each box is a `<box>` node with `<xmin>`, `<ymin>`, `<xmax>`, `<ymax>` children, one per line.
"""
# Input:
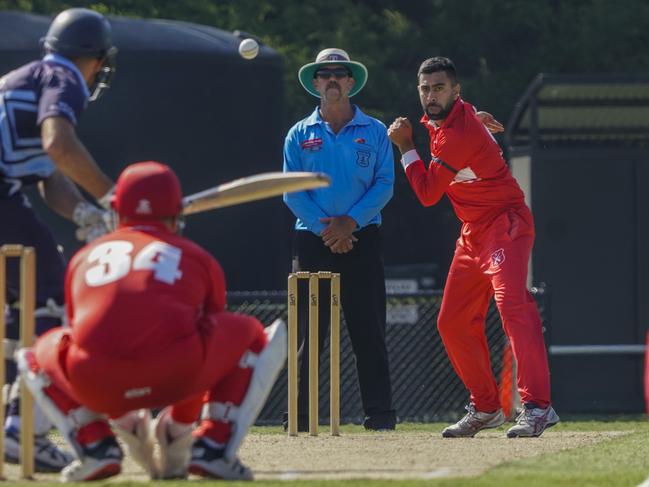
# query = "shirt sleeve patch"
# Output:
<box><xmin>300</xmin><ymin>137</ymin><xmax>323</xmax><ymax>151</ymax></box>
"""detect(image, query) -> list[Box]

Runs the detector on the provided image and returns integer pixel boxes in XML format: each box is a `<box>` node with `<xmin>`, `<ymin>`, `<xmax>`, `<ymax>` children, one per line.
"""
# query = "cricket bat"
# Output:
<box><xmin>182</xmin><ymin>171</ymin><xmax>330</xmax><ymax>215</ymax></box>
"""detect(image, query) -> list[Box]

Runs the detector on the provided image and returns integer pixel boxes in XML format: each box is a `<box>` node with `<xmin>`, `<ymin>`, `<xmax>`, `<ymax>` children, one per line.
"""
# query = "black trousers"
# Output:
<box><xmin>292</xmin><ymin>226</ymin><xmax>395</xmax><ymax>421</ymax></box>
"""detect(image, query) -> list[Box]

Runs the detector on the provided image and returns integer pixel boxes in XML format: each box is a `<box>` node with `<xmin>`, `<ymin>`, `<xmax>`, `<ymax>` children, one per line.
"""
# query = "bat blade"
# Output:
<box><xmin>182</xmin><ymin>171</ymin><xmax>330</xmax><ymax>215</ymax></box>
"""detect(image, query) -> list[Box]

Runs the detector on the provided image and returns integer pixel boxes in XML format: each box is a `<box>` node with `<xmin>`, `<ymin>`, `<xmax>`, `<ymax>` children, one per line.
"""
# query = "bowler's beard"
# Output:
<box><xmin>424</xmin><ymin>98</ymin><xmax>455</xmax><ymax>120</ymax></box>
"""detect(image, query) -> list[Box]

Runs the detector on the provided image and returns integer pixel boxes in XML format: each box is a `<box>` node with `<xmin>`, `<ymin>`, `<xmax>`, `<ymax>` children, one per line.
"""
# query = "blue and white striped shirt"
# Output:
<box><xmin>0</xmin><ymin>54</ymin><xmax>88</xmax><ymax>193</ymax></box>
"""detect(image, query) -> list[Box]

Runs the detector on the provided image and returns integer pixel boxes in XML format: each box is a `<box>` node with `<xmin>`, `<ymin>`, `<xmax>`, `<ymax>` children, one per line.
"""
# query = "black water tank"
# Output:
<box><xmin>0</xmin><ymin>11</ymin><xmax>289</xmax><ymax>290</ymax></box>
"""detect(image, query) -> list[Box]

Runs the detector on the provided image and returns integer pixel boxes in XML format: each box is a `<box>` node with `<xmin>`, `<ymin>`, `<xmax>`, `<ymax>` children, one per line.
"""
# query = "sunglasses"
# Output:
<box><xmin>314</xmin><ymin>68</ymin><xmax>352</xmax><ymax>79</ymax></box>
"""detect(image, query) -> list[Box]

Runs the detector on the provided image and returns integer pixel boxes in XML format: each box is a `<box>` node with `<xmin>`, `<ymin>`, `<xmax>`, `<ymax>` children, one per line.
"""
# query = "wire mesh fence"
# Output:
<box><xmin>227</xmin><ymin>286</ymin><xmax>548</xmax><ymax>425</ymax></box>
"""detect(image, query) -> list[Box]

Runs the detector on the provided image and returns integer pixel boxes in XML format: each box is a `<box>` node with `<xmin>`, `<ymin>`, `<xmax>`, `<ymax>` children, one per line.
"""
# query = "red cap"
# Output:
<box><xmin>112</xmin><ymin>161</ymin><xmax>182</xmax><ymax>221</ymax></box>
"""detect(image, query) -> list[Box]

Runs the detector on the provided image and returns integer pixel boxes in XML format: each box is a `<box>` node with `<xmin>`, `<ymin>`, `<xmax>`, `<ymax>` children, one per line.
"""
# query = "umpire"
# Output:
<box><xmin>282</xmin><ymin>48</ymin><xmax>396</xmax><ymax>430</ymax></box>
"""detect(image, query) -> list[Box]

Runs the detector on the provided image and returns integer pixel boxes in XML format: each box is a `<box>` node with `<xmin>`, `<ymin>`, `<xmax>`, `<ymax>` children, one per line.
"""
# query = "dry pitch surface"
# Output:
<box><xmin>1</xmin><ymin>429</ymin><xmax>624</xmax><ymax>481</ymax></box>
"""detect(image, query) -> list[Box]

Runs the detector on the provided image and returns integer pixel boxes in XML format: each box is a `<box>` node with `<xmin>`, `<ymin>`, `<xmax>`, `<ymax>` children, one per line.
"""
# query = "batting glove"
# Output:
<box><xmin>72</xmin><ymin>201</ymin><xmax>112</xmax><ymax>243</ymax></box>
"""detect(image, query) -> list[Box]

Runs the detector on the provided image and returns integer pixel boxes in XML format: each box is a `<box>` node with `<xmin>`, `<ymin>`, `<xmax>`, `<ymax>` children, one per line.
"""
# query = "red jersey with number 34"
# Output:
<box><xmin>405</xmin><ymin>98</ymin><xmax>526</xmax><ymax>223</ymax></box>
<box><xmin>65</xmin><ymin>223</ymin><xmax>226</xmax><ymax>358</ymax></box>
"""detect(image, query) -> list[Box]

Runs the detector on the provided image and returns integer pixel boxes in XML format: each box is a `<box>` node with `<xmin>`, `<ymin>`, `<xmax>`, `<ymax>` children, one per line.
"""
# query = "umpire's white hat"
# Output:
<box><xmin>298</xmin><ymin>48</ymin><xmax>368</xmax><ymax>98</ymax></box>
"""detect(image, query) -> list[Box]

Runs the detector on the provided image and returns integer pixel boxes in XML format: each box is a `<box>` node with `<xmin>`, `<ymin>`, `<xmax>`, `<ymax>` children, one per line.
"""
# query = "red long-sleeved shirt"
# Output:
<box><xmin>404</xmin><ymin>98</ymin><xmax>525</xmax><ymax>224</ymax></box>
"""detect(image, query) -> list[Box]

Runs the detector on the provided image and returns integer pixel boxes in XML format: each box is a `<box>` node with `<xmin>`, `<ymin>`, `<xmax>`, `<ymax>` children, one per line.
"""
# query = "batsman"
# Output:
<box><xmin>388</xmin><ymin>56</ymin><xmax>558</xmax><ymax>438</ymax></box>
<box><xmin>0</xmin><ymin>8</ymin><xmax>118</xmax><ymax>470</ymax></box>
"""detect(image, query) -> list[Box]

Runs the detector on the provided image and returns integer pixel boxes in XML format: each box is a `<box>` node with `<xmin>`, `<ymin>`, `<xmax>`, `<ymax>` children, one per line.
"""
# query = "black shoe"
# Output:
<box><xmin>188</xmin><ymin>437</ymin><xmax>252</xmax><ymax>480</ymax></box>
<box><xmin>83</xmin><ymin>435</ymin><xmax>123</xmax><ymax>462</ymax></box>
<box><xmin>4</xmin><ymin>425</ymin><xmax>75</xmax><ymax>472</ymax></box>
<box><xmin>363</xmin><ymin>411</ymin><xmax>397</xmax><ymax>431</ymax></box>
<box><xmin>281</xmin><ymin>412</ymin><xmax>309</xmax><ymax>432</ymax></box>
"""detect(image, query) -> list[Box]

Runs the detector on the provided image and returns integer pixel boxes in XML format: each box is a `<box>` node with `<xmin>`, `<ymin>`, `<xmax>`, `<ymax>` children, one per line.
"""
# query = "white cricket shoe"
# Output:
<box><xmin>507</xmin><ymin>405</ymin><xmax>560</xmax><ymax>438</ymax></box>
<box><xmin>442</xmin><ymin>403</ymin><xmax>505</xmax><ymax>438</ymax></box>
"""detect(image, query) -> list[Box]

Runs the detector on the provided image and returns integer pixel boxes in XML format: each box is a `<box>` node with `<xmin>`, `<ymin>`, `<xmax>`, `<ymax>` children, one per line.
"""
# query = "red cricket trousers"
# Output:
<box><xmin>34</xmin><ymin>311</ymin><xmax>266</xmax><ymax>421</ymax></box>
<box><xmin>437</xmin><ymin>206</ymin><xmax>551</xmax><ymax>412</ymax></box>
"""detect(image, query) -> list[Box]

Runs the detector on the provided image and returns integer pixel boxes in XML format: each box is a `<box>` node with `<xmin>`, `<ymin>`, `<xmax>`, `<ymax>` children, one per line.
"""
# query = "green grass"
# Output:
<box><xmin>9</xmin><ymin>419</ymin><xmax>649</xmax><ymax>486</ymax></box>
<box><xmin>459</xmin><ymin>428</ymin><xmax>649</xmax><ymax>487</ymax></box>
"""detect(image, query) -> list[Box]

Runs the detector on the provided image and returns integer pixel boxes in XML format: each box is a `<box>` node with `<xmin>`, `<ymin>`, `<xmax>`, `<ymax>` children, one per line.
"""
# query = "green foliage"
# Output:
<box><xmin>3</xmin><ymin>0</ymin><xmax>648</xmax><ymax>132</ymax></box>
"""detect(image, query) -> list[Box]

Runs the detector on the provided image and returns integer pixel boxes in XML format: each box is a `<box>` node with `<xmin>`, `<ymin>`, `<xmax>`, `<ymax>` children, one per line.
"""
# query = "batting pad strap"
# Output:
<box><xmin>203</xmin><ymin>401</ymin><xmax>239</xmax><ymax>422</ymax></box>
<box><xmin>400</xmin><ymin>149</ymin><xmax>421</xmax><ymax>170</ymax></box>
<box><xmin>69</xmin><ymin>406</ymin><xmax>104</xmax><ymax>427</ymax></box>
<box><xmin>238</xmin><ymin>350</ymin><xmax>258</xmax><ymax>368</ymax></box>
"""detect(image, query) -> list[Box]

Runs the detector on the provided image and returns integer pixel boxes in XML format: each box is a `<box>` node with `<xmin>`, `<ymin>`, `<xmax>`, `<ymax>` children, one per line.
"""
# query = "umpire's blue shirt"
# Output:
<box><xmin>283</xmin><ymin>106</ymin><xmax>394</xmax><ymax>236</ymax></box>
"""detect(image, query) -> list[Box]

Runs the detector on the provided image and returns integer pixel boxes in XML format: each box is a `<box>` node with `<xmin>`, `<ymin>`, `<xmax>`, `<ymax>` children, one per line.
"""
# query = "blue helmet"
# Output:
<box><xmin>41</xmin><ymin>8</ymin><xmax>118</xmax><ymax>101</ymax></box>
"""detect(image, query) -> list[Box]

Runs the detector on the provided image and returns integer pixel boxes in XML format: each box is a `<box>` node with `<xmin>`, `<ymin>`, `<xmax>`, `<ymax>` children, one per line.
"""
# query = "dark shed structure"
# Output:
<box><xmin>505</xmin><ymin>74</ymin><xmax>649</xmax><ymax>413</ymax></box>
<box><xmin>0</xmin><ymin>11</ymin><xmax>288</xmax><ymax>290</ymax></box>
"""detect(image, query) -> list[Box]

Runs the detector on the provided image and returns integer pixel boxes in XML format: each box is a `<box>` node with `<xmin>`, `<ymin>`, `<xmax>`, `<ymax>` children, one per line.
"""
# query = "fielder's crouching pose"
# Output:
<box><xmin>16</xmin><ymin>161</ymin><xmax>287</xmax><ymax>481</ymax></box>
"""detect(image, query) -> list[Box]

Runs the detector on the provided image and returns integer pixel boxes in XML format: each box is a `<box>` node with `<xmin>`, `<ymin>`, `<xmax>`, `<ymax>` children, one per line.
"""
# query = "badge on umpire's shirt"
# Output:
<box><xmin>356</xmin><ymin>150</ymin><xmax>370</xmax><ymax>167</ymax></box>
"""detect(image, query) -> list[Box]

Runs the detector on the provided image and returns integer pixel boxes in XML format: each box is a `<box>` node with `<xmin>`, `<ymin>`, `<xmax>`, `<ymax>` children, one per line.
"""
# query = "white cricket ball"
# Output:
<box><xmin>238</xmin><ymin>38</ymin><xmax>259</xmax><ymax>60</ymax></box>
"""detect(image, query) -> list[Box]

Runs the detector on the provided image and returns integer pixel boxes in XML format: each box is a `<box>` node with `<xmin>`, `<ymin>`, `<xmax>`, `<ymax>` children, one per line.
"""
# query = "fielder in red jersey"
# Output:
<box><xmin>388</xmin><ymin>56</ymin><xmax>559</xmax><ymax>438</ymax></box>
<box><xmin>16</xmin><ymin>161</ymin><xmax>287</xmax><ymax>482</ymax></box>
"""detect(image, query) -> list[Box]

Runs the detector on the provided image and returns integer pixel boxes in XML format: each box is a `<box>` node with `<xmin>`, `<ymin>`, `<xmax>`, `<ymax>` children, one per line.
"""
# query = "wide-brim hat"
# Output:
<box><xmin>298</xmin><ymin>48</ymin><xmax>368</xmax><ymax>98</ymax></box>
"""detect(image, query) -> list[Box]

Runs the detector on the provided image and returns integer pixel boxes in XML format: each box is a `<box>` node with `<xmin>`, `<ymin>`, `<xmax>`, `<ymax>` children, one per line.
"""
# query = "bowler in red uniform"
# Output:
<box><xmin>16</xmin><ymin>161</ymin><xmax>287</xmax><ymax>481</ymax></box>
<box><xmin>388</xmin><ymin>57</ymin><xmax>558</xmax><ymax>438</ymax></box>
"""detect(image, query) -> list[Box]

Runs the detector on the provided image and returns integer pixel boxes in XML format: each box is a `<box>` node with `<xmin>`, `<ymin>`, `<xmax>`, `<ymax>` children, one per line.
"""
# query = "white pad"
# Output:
<box><xmin>16</xmin><ymin>348</ymin><xmax>106</xmax><ymax>460</ymax></box>
<box><xmin>238</xmin><ymin>350</ymin><xmax>258</xmax><ymax>368</ymax></box>
<box><xmin>223</xmin><ymin>318</ymin><xmax>287</xmax><ymax>461</ymax></box>
<box><xmin>5</xmin><ymin>379</ymin><xmax>54</xmax><ymax>436</ymax></box>
<box><xmin>202</xmin><ymin>402</ymin><xmax>239</xmax><ymax>422</ymax></box>
<box><xmin>111</xmin><ymin>409</ymin><xmax>157</xmax><ymax>479</ymax></box>
<box><xmin>15</xmin><ymin>348</ymin><xmax>87</xmax><ymax>458</ymax></box>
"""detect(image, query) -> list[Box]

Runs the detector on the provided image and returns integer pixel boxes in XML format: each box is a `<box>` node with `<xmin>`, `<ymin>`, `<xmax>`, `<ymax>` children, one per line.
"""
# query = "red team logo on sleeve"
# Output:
<box><xmin>490</xmin><ymin>248</ymin><xmax>506</xmax><ymax>269</ymax></box>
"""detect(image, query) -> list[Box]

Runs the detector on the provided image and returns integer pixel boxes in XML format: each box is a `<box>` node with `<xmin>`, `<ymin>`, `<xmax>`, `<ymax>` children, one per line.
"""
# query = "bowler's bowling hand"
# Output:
<box><xmin>387</xmin><ymin>117</ymin><xmax>415</xmax><ymax>153</ymax></box>
<box><xmin>476</xmin><ymin>111</ymin><xmax>504</xmax><ymax>134</ymax></box>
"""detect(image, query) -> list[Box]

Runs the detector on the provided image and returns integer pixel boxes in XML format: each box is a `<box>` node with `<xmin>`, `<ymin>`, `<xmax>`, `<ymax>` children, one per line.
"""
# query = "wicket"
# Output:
<box><xmin>287</xmin><ymin>271</ymin><xmax>340</xmax><ymax>437</ymax></box>
<box><xmin>0</xmin><ymin>245</ymin><xmax>35</xmax><ymax>478</ymax></box>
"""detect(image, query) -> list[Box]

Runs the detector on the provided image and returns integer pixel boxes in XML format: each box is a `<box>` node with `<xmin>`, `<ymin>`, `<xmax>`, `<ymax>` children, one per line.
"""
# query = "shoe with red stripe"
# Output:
<box><xmin>188</xmin><ymin>437</ymin><xmax>252</xmax><ymax>481</ymax></box>
<box><xmin>442</xmin><ymin>403</ymin><xmax>505</xmax><ymax>438</ymax></box>
<box><xmin>506</xmin><ymin>404</ymin><xmax>560</xmax><ymax>438</ymax></box>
